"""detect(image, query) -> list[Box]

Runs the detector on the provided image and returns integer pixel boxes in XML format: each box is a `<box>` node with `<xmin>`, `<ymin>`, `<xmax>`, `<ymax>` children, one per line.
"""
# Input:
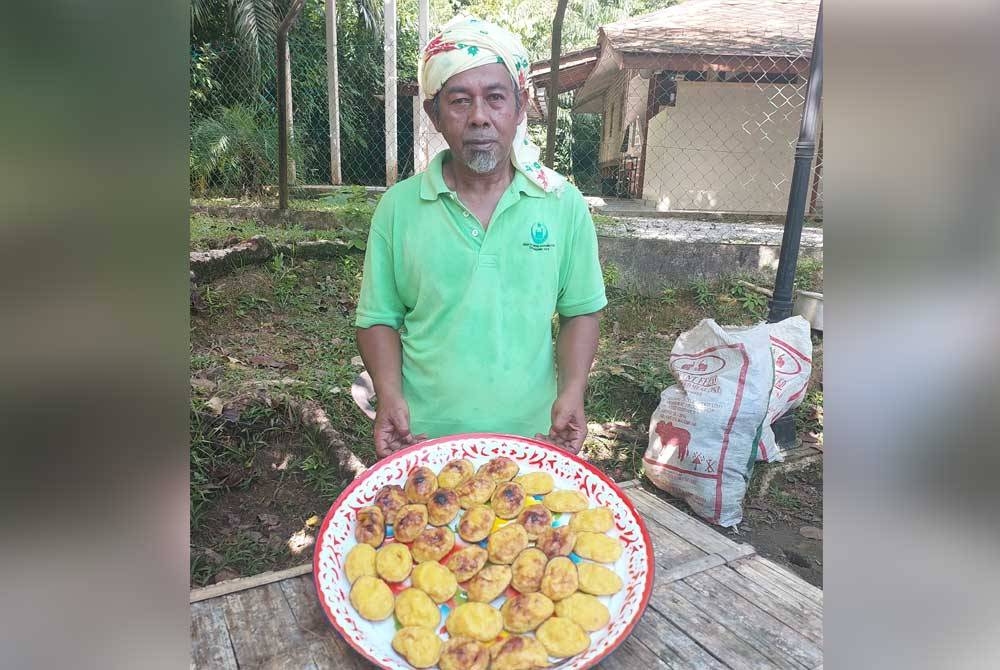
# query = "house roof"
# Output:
<box><xmin>527</xmin><ymin>47</ymin><xmax>599</xmax><ymax>122</ymax></box>
<box><xmin>573</xmin><ymin>0</ymin><xmax>819</xmax><ymax>113</ymax></box>
<box><xmin>602</xmin><ymin>0</ymin><xmax>819</xmax><ymax>58</ymax></box>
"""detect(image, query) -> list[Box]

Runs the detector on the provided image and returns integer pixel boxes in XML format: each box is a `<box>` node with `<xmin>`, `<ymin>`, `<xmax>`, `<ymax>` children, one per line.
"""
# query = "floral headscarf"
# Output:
<box><xmin>418</xmin><ymin>16</ymin><xmax>566</xmax><ymax>193</ymax></box>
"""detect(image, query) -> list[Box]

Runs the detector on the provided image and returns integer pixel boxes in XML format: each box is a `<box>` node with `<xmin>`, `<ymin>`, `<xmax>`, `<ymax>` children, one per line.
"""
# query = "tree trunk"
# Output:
<box><xmin>545</xmin><ymin>0</ymin><xmax>569</xmax><ymax>168</ymax></box>
<box><xmin>277</xmin><ymin>0</ymin><xmax>305</xmax><ymax>211</ymax></box>
<box><xmin>384</xmin><ymin>0</ymin><xmax>398</xmax><ymax>186</ymax></box>
<box><xmin>325</xmin><ymin>0</ymin><xmax>342</xmax><ymax>184</ymax></box>
<box><xmin>284</xmin><ymin>39</ymin><xmax>296</xmax><ymax>184</ymax></box>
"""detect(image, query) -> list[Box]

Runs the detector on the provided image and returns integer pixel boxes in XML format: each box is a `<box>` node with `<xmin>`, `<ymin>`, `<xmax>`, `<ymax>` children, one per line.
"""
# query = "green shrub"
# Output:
<box><xmin>190</xmin><ymin>104</ymin><xmax>305</xmax><ymax>197</ymax></box>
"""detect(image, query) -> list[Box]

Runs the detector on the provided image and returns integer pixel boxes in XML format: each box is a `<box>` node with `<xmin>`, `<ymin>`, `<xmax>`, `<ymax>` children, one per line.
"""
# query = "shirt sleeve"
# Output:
<box><xmin>354</xmin><ymin>198</ymin><xmax>406</xmax><ymax>330</ymax></box>
<box><xmin>556</xmin><ymin>188</ymin><xmax>608</xmax><ymax>317</ymax></box>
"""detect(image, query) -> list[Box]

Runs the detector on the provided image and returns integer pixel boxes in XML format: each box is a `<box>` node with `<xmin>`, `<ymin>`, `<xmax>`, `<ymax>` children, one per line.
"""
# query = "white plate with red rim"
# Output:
<box><xmin>313</xmin><ymin>433</ymin><xmax>655</xmax><ymax>670</ymax></box>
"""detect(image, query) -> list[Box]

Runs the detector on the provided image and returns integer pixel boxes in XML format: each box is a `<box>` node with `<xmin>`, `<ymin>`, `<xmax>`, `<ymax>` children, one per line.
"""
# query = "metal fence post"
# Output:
<box><xmin>768</xmin><ymin>2</ymin><xmax>823</xmax><ymax>448</ymax></box>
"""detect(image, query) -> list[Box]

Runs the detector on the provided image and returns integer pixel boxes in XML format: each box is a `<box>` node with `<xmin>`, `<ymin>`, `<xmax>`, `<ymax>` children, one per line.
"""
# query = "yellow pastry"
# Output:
<box><xmin>375</xmin><ymin>542</ymin><xmax>413</xmax><ymax>583</ymax></box>
<box><xmin>349</xmin><ymin>576</ymin><xmax>393</xmax><ymax>621</ymax></box>
<box><xmin>411</xmin><ymin>560</ymin><xmax>458</xmax><ymax>603</ymax></box>
<box><xmin>554</xmin><ymin>592</ymin><xmax>610</xmax><ymax>632</ymax></box>
<box><xmin>445</xmin><ymin>602</ymin><xmax>504</xmax><ymax>642</ymax></box>
<box><xmin>394</xmin><ymin>587</ymin><xmax>441</xmax><ymax>629</ymax></box>
<box><xmin>536</xmin><ymin>617</ymin><xmax>590</xmax><ymax>657</ymax></box>
<box><xmin>577</xmin><ymin>562</ymin><xmax>623</xmax><ymax>596</ymax></box>
<box><xmin>540</xmin><ymin>556</ymin><xmax>578</xmax><ymax>601</ymax></box>
<box><xmin>343</xmin><ymin>543</ymin><xmax>377</xmax><ymax>584</ymax></box>
<box><xmin>542</xmin><ymin>490</ymin><xmax>588</xmax><ymax>513</ymax></box>
<box><xmin>500</xmin><ymin>592</ymin><xmax>555</xmax><ymax>633</ymax></box>
<box><xmin>568</xmin><ymin>507</ymin><xmax>614</xmax><ymax>534</ymax></box>
<box><xmin>392</xmin><ymin>626</ymin><xmax>443</xmax><ymax>668</ymax></box>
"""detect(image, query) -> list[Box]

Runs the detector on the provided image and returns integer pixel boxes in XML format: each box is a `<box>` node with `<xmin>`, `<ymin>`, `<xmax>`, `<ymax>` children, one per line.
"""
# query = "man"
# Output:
<box><xmin>355</xmin><ymin>16</ymin><xmax>606</xmax><ymax>459</ymax></box>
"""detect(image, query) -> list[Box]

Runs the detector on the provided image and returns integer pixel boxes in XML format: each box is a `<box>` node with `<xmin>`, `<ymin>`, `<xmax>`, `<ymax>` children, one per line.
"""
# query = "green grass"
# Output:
<box><xmin>190</xmin><ymin>214</ymin><xmax>334</xmax><ymax>251</ymax></box>
<box><xmin>795</xmin><ymin>257</ymin><xmax>824</xmax><ymax>292</ymax></box>
<box><xmin>190</xmin><ymin>252</ymin><xmax>823</xmax><ymax>579</ymax></box>
<box><xmin>592</xmin><ymin>213</ymin><xmax>618</xmax><ymax>233</ymax></box>
<box><xmin>771</xmin><ymin>490</ymin><xmax>803</xmax><ymax>510</ymax></box>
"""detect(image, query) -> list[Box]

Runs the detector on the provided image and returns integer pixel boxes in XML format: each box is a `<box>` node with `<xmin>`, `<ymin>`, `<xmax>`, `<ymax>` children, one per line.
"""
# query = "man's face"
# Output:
<box><xmin>425</xmin><ymin>63</ymin><xmax>527</xmax><ymax>175</ymax></box>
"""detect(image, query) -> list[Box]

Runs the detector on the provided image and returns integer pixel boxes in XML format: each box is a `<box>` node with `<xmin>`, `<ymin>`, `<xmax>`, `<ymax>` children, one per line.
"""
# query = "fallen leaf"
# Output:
<box><xmin>191</xmin><ymin>378</ymin><xmax>217</xmax><ymax>393</ymax></box>
<box><xmin>258</xmin><ymin>513</ymin><xmax>280</xmax><ymax>528</ymax></box>
<box><xmin>330</xmin><ymin>338</ymin><xmax>344</xmax><ymax>346</ymax></box>
<box><xmin>227</xmin><ymin>356</ymin><xmax>244</xmax><ymax>366</ymax></box>
<box><xmin>249</xmin><ymin>354</ymin><xmax>299</xmax><ymax>370</ymax></box>
<box><xmin>305</xmin><ymin>515</ymin><xmax>320</xmax><ymax>527</ymax></box>
<box><xmin>205</xmin><ymin>396</ymin><xmax>224</xmax><ymax>415</ymax></box>
<box><xmin>350</xmin><ymin>355</ymin><xmax>364</xmax><ymax>367</ymax></box>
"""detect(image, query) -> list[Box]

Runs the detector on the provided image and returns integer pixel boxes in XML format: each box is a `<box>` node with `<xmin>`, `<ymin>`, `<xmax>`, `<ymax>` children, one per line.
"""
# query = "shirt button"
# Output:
<box><xmin>471</xmin><ymin>229</ymin><xmax>479</xmax><ymax>237</ymax></box>
<box><xmin>463</xmin><ymin>211</ymin><xmax>470</xmax><ymax>217</ymax></box>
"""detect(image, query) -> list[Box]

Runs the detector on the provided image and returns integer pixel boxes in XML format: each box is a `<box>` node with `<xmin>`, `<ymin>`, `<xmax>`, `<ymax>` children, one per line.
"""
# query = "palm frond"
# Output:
<box><xmin>229</xmin><ymin>0</ymin><xmax>280</xmax><ymax>68</ymax></box>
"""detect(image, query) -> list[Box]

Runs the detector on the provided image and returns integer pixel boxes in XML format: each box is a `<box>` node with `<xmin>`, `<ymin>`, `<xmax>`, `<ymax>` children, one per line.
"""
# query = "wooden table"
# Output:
<box><xmin>191</xmin><ymin>481</ymin><xmax>823</xmax><ymax>669</ymax></box>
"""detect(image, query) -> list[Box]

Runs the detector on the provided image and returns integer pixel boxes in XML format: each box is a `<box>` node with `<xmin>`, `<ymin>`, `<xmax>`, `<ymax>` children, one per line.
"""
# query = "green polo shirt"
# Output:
<box><xmin>355</xmin><ymin>150</ymin><xmax>607</xmax><ymax>439</ymax></box>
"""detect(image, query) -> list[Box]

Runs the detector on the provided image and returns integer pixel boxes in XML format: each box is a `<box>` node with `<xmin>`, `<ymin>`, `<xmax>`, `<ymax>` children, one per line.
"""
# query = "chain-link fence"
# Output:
<box><xmin>529</xmin><ymin>1</ymin><xmax>822</xmax><ymax>217</ymax></box>
<box><xmin>190</xmin><ymin>0</ymin><xmax>821</xmax><ymax>217</ymax></box>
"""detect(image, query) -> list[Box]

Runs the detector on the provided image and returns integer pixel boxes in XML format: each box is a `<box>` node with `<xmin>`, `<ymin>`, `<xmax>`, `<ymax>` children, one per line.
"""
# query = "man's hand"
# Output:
<box><xmin>373</xmin><ymin>393</ymin><xmax>426</xmax><ymax>459</ymax></box>
<box><xmin>536</xmin><ymin>392</ymin><xmax>588</xmax><ymax>455</ymax></box>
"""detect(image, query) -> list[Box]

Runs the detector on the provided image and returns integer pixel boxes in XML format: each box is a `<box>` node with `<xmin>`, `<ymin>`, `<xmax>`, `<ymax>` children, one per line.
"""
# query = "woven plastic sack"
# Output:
<box><xmin>756</xmin><ymin>316</ymin><xmax>814</xmax><ymax>462</ymax></box>
<box><xmin>643</xmin><ymin>319</ymin><xmax>772</xmax><ymax>526</ymax></box>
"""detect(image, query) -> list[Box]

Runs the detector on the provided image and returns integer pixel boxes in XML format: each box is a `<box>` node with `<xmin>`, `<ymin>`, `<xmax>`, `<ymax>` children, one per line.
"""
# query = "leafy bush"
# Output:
<box><xmin>190</xmin><ymin>104</ymin><xmax>305</xmax><ymax>197</ymax></box>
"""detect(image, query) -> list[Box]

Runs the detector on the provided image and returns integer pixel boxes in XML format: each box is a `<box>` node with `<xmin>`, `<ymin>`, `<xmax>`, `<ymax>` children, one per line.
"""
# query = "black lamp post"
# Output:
<box><xmin>768</xmin><ymin>2</ymin><xmax>823</xmax><ymax>448</ymax></box>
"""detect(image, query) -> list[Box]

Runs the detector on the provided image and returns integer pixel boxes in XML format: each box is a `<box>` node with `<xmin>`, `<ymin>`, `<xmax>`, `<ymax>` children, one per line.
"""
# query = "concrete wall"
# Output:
<box><xmin>596</xmin><ymin>224</ymin><xmax>823</xmax><ymax>296</ymax></box>
<box><xmin>642</xmin><ymin>81</ymin><xmax>821</xmax><ymax>213</ymax></box>
<box><xmin>599</xmin><ymin>71</ymin><xmax>647</xmax><ymax>167</ymax></box>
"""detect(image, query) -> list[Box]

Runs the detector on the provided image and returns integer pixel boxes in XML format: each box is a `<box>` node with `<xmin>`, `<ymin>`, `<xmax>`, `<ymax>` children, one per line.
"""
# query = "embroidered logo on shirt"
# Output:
<box><xmin>524</xmin><ymin>222</ymin><xmax>554</xmax><ymax>252</ymax></box>
<box><xmin>530</xmin><ymin>222</ymin><xmax>549</xmax><ymax>244</ymax></box>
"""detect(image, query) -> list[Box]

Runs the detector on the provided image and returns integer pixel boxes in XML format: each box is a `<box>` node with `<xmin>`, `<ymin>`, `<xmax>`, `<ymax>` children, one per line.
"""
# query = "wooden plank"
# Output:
<box><xmin>628</xmin><ymin>487</ymin><xmax>755</xmax><ymax>561</ymax></box>
<box><xmin>646</xmin><ymin>585</ymin><xmax>777</xmax><ymax>669</ymax></box>
<box><xmin>190</xmin><ymin>600</ymin><xmax>238</xmax><ymax>670</ymax></box>
<box><xmin>628</xmin><ymin>603</ymin><xmax>729</xmax><ymax>669</ymax></box>
<box><xmin>595</xmin><ymin>633</ymin><xmax>679</xmax><ymax>670</ymax></box>
<box><xmin>731</xmin><ymin>556</ymin><xmax>823</xmax><ymax>605</ymax></box>
<box><xmin>617</xmin><ymin>478</ymin><xmax>641</xmax><ymax>490</ymax></box>
<box><xmin>191</xmin><ymin>563</ymin><xmax>312</xmax><ymax>603</ymax></box>
<box><xmin>703</xmin><ymin>566</ymin><xmax>823</xmax><ymax>646</ymax></box>
<box><xmin>673</xmin><ymin>572</ymin><xmax>822</xmax><ymax>670</ymax></box>
<box><xmin>280</xmin><ymin>575</ymin><xmax>378</xmax><ymax>670</ymax></box>
<box><xmin>221</xmin><ymin>581</ymin><xmax>312</xmax><ymax>668</ymax></box>
<box><xmin>656</xmin><ymin>553</ymin><xmax>726</xmax><ymax>584</ymax></box>
<box><xmin>634</xmin><ymin>502</ymin><xmax>712</xmax><ymax>568</ymax></box>
<box><xmin>727</xmin><ymin>558</ymin><xmax>822</xmax><ymax>614</ymax></box>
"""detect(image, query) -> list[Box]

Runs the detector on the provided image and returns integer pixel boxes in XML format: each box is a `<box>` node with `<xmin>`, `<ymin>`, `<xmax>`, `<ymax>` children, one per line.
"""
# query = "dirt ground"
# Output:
<box><xmin>739</xmin><ymin>463</ymin><xmax>824</xmax><ymax>586</ymax></box>
<box><xmin>189</xmin><ymin>219</ymin><xmax>823</xmax><ymax>588</ymax></box>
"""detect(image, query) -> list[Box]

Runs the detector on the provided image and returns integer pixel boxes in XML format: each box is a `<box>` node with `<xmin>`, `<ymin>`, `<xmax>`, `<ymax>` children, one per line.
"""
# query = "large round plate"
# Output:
<box><xmin>313</xmin><ymin>433</ymin><xmax>655</xmax><ymax>669</ymax></box>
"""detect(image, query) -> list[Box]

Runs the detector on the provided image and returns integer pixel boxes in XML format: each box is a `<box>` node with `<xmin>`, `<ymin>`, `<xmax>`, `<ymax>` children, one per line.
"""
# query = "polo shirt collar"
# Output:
<box><xmin>419</xmin><ymin>150</ymin><xmax>547</xmax><ymax>201</ymax></box>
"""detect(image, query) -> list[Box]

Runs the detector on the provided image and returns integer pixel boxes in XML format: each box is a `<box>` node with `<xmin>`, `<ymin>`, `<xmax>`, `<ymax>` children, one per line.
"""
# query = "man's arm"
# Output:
<box><xmin>537</xmin><ymin>311</ymin><xmax>601</xmax><ymax>453</ymax></box>
<box><xmin>356</xmin><ymin>325</ymin><xmax>425</xmax><ymax>458</ymax></box>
